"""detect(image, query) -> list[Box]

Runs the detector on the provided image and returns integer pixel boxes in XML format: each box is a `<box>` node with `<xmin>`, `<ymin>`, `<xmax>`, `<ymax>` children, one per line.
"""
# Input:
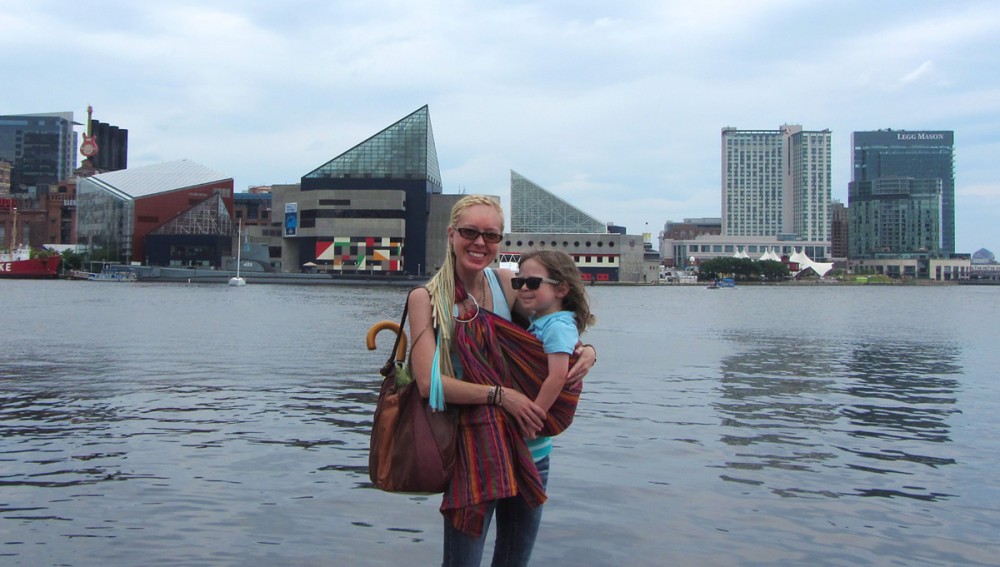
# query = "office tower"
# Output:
<box><xmin>851</xmin><ymin>130</ymin><xmax>955</xmax><ymax>255</ymax></box>
<box><xmin>0</xmin><ymin>112</ymin><xmax>76</xmax><ymax>189</ymax></box>
<box><xmin>721</xmin><ymin>125</ymin><xmax>831</xmax><ymax>240</ymax></box>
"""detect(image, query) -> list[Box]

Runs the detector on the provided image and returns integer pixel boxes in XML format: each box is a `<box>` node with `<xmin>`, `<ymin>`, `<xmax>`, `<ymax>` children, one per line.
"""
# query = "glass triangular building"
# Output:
<box><xmin>510</xmin><ymin>170</ymin><xmax>604</xmax><ymax>233</ymax></box>
<box><xmin>304</xmin><ymin>105</ymin><xmax>441</xmax><ymax>188</ymax></box>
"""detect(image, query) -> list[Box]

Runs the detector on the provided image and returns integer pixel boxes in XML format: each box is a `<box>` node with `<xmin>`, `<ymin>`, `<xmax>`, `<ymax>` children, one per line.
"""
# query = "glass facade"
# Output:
<box><xmin>852</xmin><ymin>130</ymin><xmax>954</xmax><ymax>255</ymax></box>
<box><xmin>510</xmin><ymin>170</ymin><xmax>605</xmax><ymax>233</ymax></box>
<box><xmin>0</xmin><ymin>112</ymin><xmax>76</xmax><ymax>188</ymax></box>
<box><xmin>848</xmin><ymin>177</ymin><xmax>941</xmax><ymax>258</ymax></box>
<box><xmin>303</xmin><ymin>105</ymin><xmax>441</xmax><ymax>187</ymax></box>
<box><xmin>76</xmin><ymin>179</ymin><xmax>134</xmax><ymax>263</ymax></box>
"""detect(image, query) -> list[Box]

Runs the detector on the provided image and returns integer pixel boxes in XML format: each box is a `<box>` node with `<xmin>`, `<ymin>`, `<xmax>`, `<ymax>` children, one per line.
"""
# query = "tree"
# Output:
<box><xmin>61</xmin><ymin>249</ymin><xmax>84</xmax><ymax>271</ymax></box>
<box><xmin>759</xmin><ymin>260</ymin><xmax>790</xmax><ymax>281</ymax></box>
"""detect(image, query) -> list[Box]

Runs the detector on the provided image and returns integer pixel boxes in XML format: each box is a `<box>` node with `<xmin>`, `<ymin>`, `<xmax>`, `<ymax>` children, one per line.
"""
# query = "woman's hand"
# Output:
<box><xmin>501</xmin><ymin>388</ymin><xmax>545</xmax><ymax>439</ymax></box>
<box><xmin>566</xmin><ymin>343</ymin><xmax>596</xmax><ymax>386</ymax></box>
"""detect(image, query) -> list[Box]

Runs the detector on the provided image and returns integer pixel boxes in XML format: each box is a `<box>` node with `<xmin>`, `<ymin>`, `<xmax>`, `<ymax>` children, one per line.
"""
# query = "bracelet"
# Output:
<box><xmin>583</xmin><ymin>343</ymin><xmax>597</xmax><ymax>363</ymax></box>
<box><xmin>486</xmin><ymin>385</ymin><xmax>503</xmax><ymax>407</ymax></box>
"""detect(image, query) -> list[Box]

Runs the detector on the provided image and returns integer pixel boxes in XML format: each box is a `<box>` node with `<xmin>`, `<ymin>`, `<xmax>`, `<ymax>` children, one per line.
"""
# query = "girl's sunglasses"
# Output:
<box><xmin>454</xmin><ymin>227</ymin><xmax>503</xmax><ymax>244</ymax></box>
<box><xmin>511</xmin><ymin>276</ymin><xmax>561</xmax><ymax>290</ymax></box>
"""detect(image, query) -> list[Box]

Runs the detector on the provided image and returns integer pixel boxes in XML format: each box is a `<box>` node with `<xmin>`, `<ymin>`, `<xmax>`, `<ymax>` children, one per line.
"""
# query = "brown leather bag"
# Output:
<box><xmin>369</xmin><ymin>293</ymin><xmax>457</xmax><ymax>493</ymax></box>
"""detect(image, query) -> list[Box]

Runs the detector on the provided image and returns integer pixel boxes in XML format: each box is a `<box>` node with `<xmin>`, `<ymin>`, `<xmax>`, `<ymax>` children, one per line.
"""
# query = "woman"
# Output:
<box><xmin>407</xmin><ymin>195</ymin><xmax>597</xmax><ymax>566</ymax></box>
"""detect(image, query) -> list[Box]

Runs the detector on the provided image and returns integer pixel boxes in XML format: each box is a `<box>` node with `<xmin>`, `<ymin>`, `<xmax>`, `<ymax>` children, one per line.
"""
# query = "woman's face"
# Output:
<box><xmin>449</xmin><ymin>204</ymin><xmax>503</xmax><ymax>274</ymax></box>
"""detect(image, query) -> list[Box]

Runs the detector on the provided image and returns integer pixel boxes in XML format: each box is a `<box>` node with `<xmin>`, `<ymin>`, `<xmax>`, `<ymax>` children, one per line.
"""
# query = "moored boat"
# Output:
<box><xmin>88</xmin><ymin>270</ymin><xmax>138</xmax><ymax>282</ymax></box>
<box><xmin>1</xmin><ymin>208</ymin><xmax>60</xmax><ymax>279</ymax></box>
<box><xmin>0</xmin><ymin>247</ymin><xmax>60</xmax><ymax>279</ymax></box>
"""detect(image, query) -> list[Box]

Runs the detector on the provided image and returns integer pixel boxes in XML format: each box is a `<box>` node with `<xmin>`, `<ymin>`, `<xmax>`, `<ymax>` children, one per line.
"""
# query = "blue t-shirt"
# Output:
<box><xmin>527</xmin><ymin>311</ymin><xmax>579</xmax><ymax>355</ymax></box>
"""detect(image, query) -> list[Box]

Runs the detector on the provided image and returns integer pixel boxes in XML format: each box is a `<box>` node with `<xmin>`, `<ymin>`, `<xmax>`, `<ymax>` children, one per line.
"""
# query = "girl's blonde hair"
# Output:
<box><xmin>424</xmin><ymin>195</ymin><xmax>505</xmax><ymax>378</ymax></box>
<box><xmin>518</xmin><ymin>249</ymin><xmax>595</xmax><ymax>334</ymax></box>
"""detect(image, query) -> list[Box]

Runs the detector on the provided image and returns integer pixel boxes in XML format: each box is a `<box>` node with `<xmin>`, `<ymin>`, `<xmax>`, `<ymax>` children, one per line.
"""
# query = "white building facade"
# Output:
<box><xmin>721</xmin><ymin>125</ymin><xmax>831</xmax><ymax>241</ymax></box>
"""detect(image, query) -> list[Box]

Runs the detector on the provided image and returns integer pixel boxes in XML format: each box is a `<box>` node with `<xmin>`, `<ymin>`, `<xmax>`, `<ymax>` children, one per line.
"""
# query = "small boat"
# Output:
<box><xmin>707</xmin><ymin>278</ymin><xmax>736</xmax><ymax>289</ymax></box>
<box><xmin>88</xmin><ymin>270</ymin><xmax>138</xmax><ymax>282</ymax></box>
<box><xmin>228</xmin><ymin>219</ymin><xmax>246</xmax><ymax>287</ymax></box>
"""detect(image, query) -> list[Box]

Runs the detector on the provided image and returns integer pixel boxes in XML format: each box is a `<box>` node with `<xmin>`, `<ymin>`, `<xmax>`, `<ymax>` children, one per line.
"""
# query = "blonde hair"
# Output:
<box><xmin>518</xmin><ymin>249</ymin><xmax>595</xmax><ymax>334</ymax></box>
<box><xmin>424</xmin><ymin>195</ymin><xmax>504</xmax><ymax>378</ymax></box>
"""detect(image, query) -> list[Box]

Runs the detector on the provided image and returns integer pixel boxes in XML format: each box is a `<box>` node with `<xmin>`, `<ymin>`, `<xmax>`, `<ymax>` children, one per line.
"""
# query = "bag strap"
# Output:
<box><xmin>381</xmin><ymin>288</ymin><xmax>417</xmax><ymax>377</ymax></box>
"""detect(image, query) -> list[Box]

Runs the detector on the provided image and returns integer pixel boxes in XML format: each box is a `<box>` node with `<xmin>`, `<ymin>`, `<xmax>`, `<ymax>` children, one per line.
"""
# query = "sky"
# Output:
<box><xmin>3</xmin><ymin>0</ymin><xmax>999</xmax><ymax>253</ymax></box>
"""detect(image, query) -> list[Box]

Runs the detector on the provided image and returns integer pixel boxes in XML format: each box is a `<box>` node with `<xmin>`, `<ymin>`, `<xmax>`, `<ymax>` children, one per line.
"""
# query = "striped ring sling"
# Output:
<box><xmin>441</xmin><ymin>277</ymin><xmax>582</xmax><ymax>536</ymax></box>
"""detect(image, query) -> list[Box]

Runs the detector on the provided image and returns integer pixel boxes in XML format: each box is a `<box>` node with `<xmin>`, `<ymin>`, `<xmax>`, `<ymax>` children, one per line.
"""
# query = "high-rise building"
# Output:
<box><xmin>851</xmin><ymin>130</ymin><xmax>955</xmax><ymax>255</ymax></box>
<box><xmin>0</xmin><ymin>112</ymin><xmax>77</xmax><ymax>189</ymax></box>
<box><xmin>721</xmin><ymin>125</ymin><xmax>831</xmax><ymax>241</ymax></box>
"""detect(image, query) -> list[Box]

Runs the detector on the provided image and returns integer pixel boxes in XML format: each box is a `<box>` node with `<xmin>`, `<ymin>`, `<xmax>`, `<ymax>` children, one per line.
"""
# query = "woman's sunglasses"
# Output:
<box><xmin>454</xmin><ymin>227</ymin><xmax>503</xmax><ymax>244</ymax></box>
<box><xmin>511</xmin><ymin>276</ymin><xmax>561</xmax><ymax>290</ymax></box>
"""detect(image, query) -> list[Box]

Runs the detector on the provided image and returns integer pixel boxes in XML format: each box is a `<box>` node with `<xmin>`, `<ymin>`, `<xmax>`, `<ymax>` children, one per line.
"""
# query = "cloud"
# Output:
<box><xmin>4</xmin><ymin>0</ymin><xmax>1000</xmax><ymax>253</ymax></box>
<box><xmin>899</xmin><ymin>60</ymin><xmax>936</xmax><ymax>86</ymax></box>
<box><xmin>958</xmin><ymin>183</ymin><xmax>1000</xmax><ymax>199</ymax></box>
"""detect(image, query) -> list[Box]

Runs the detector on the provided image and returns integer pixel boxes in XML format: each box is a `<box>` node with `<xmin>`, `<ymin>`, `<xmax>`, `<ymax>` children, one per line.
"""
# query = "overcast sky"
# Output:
<box><xmin>3</xmin><ymin>0</ymin><xmax>998</xmax><ymax>253</ymax></box>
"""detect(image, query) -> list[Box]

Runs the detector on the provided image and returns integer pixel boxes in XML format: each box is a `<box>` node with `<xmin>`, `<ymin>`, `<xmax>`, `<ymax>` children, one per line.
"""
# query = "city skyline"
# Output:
<box><xmin>3</xmin><ymin>1</ymin><xmax>998</xmax><ymax>253</ymax></box>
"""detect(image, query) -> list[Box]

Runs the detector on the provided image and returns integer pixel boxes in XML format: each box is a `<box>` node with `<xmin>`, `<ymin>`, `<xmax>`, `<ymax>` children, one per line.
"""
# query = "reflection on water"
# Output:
<box><xmin>715</xmin><ymin>330</ymin><xmax>961</xmax><ymax>502</ymax></box>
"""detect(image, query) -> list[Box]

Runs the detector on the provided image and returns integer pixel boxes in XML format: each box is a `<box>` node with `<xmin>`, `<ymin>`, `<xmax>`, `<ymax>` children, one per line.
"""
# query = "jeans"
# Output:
<box><xmin>443</xmin><ymin>456</ymin><xmax>550</xmax><ymax>567</ymax></box>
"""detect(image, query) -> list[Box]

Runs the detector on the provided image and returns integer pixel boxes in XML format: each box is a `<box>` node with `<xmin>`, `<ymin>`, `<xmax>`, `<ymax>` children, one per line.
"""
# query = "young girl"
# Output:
<box><xmin>514</xmin><ymin>250</ymin><xmax>595</xmax><ymax>414</ymax></box>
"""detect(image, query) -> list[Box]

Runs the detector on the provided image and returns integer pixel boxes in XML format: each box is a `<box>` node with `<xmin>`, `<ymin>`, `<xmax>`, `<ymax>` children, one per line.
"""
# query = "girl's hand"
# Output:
<box><xmin>501</xmin><ymin>388</ymin><xmax>545</xmax><ymax>439</ymax></box>
<box><xmin>566</xmin><ymin>343</ymin><xmax>597</xmax><ymax>386</ymax></box>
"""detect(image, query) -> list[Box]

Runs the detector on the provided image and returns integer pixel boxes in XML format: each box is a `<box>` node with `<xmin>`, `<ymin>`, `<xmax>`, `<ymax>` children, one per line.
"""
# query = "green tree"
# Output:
<box><xmin>61</xmin><ymin>249</ymin><xmax>84</xmax><ymax>271</ymax></box>
<box><xmin>759</xmin><ymin>260</ymin><xmax>790</xmax><ymax>281</ymax></box>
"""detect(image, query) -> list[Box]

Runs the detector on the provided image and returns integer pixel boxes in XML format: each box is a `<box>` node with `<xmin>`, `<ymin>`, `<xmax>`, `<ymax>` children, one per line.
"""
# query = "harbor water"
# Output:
<box><xmin>1</xmin><ymin>281</ymin><xmax>998</xmax><ymax>566</ymax></box>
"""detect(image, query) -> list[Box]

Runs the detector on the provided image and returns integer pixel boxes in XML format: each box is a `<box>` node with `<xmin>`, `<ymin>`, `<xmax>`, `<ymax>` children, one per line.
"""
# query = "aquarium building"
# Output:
<box><xmin>76</xmin><ymin>160</ymin><xmax>235</xmax><ymax>266</ymax></box>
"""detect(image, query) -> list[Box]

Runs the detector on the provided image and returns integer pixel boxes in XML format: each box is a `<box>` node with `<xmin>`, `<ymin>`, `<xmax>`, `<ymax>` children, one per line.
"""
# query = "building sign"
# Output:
<box><xmin>896</xmin><ymin>133</ymin><xmax>946</xmax><ymax>141</ymax></box>
<box><xmin>284</xmin><ymin>203</ymin><xmax>298</xmax><ymax>236</ymax></box>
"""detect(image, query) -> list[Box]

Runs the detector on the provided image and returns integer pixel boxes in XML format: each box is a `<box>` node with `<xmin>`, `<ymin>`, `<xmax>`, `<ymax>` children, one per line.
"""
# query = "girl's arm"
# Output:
<box><xmin>407</xmin><ymin>288</ymin><xmax>546</xmax><ymax>436</ymax></box>
<box><xmin>534</xmin><ymin>352</ymin><xmax>570</xmax><ymax>413</ymax></box>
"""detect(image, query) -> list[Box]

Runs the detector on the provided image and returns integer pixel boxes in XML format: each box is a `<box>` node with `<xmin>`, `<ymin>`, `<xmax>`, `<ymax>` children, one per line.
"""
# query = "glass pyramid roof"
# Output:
<box><xmin>510</xmin><ymin>170</ymin><xmax>605</xmax><ymax>233</ymax></box>
<box><xmin>304</xmin><ymin>105</ymin><xmax>441</xmax><ymax>187</ymax></box>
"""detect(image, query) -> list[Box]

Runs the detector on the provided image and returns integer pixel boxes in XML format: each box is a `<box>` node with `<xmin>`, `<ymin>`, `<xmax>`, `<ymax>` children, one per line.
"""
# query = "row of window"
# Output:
<box><xmin>507</xmin><ymin>239</ymin><xmax>616</xmax><ymax>248</ymax></box>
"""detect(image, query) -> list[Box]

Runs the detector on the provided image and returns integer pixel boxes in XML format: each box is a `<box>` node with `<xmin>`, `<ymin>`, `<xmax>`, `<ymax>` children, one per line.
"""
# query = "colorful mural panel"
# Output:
<box><xmin>315</xmin><ymin>236</ymin><xmax>403</xmax><ymax>272</ymax></box>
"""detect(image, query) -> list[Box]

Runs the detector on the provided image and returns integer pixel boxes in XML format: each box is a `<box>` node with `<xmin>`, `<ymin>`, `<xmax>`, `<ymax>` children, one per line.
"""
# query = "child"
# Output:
<box><xmin>513</xmin><ymin>250</ymin><xmax>595</xmax><ymax>413</ymax></box>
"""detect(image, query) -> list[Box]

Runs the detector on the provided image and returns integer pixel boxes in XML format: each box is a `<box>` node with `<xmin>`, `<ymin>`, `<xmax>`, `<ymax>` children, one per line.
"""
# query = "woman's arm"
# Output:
<box><xmin>566</xmin><ymin>343</ymin><xmax>596</xmax><ymax>385</ymax></box>
<box><xmin>407</xmin><ymin>288</ymin><xmax>545</xmax><ymax>436</ymax></box>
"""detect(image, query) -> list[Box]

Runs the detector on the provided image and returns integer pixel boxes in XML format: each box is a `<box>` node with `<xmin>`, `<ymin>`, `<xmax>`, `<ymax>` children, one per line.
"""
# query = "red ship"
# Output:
<box><xmin>1</xmin><ymin>207</ymin><xmax>59</xmax><ymax>279</ymax></box>
<box><xmin>0</xmin><ymin>246</ymin><xmax>60</xmax><ymax>279</ymax></box>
